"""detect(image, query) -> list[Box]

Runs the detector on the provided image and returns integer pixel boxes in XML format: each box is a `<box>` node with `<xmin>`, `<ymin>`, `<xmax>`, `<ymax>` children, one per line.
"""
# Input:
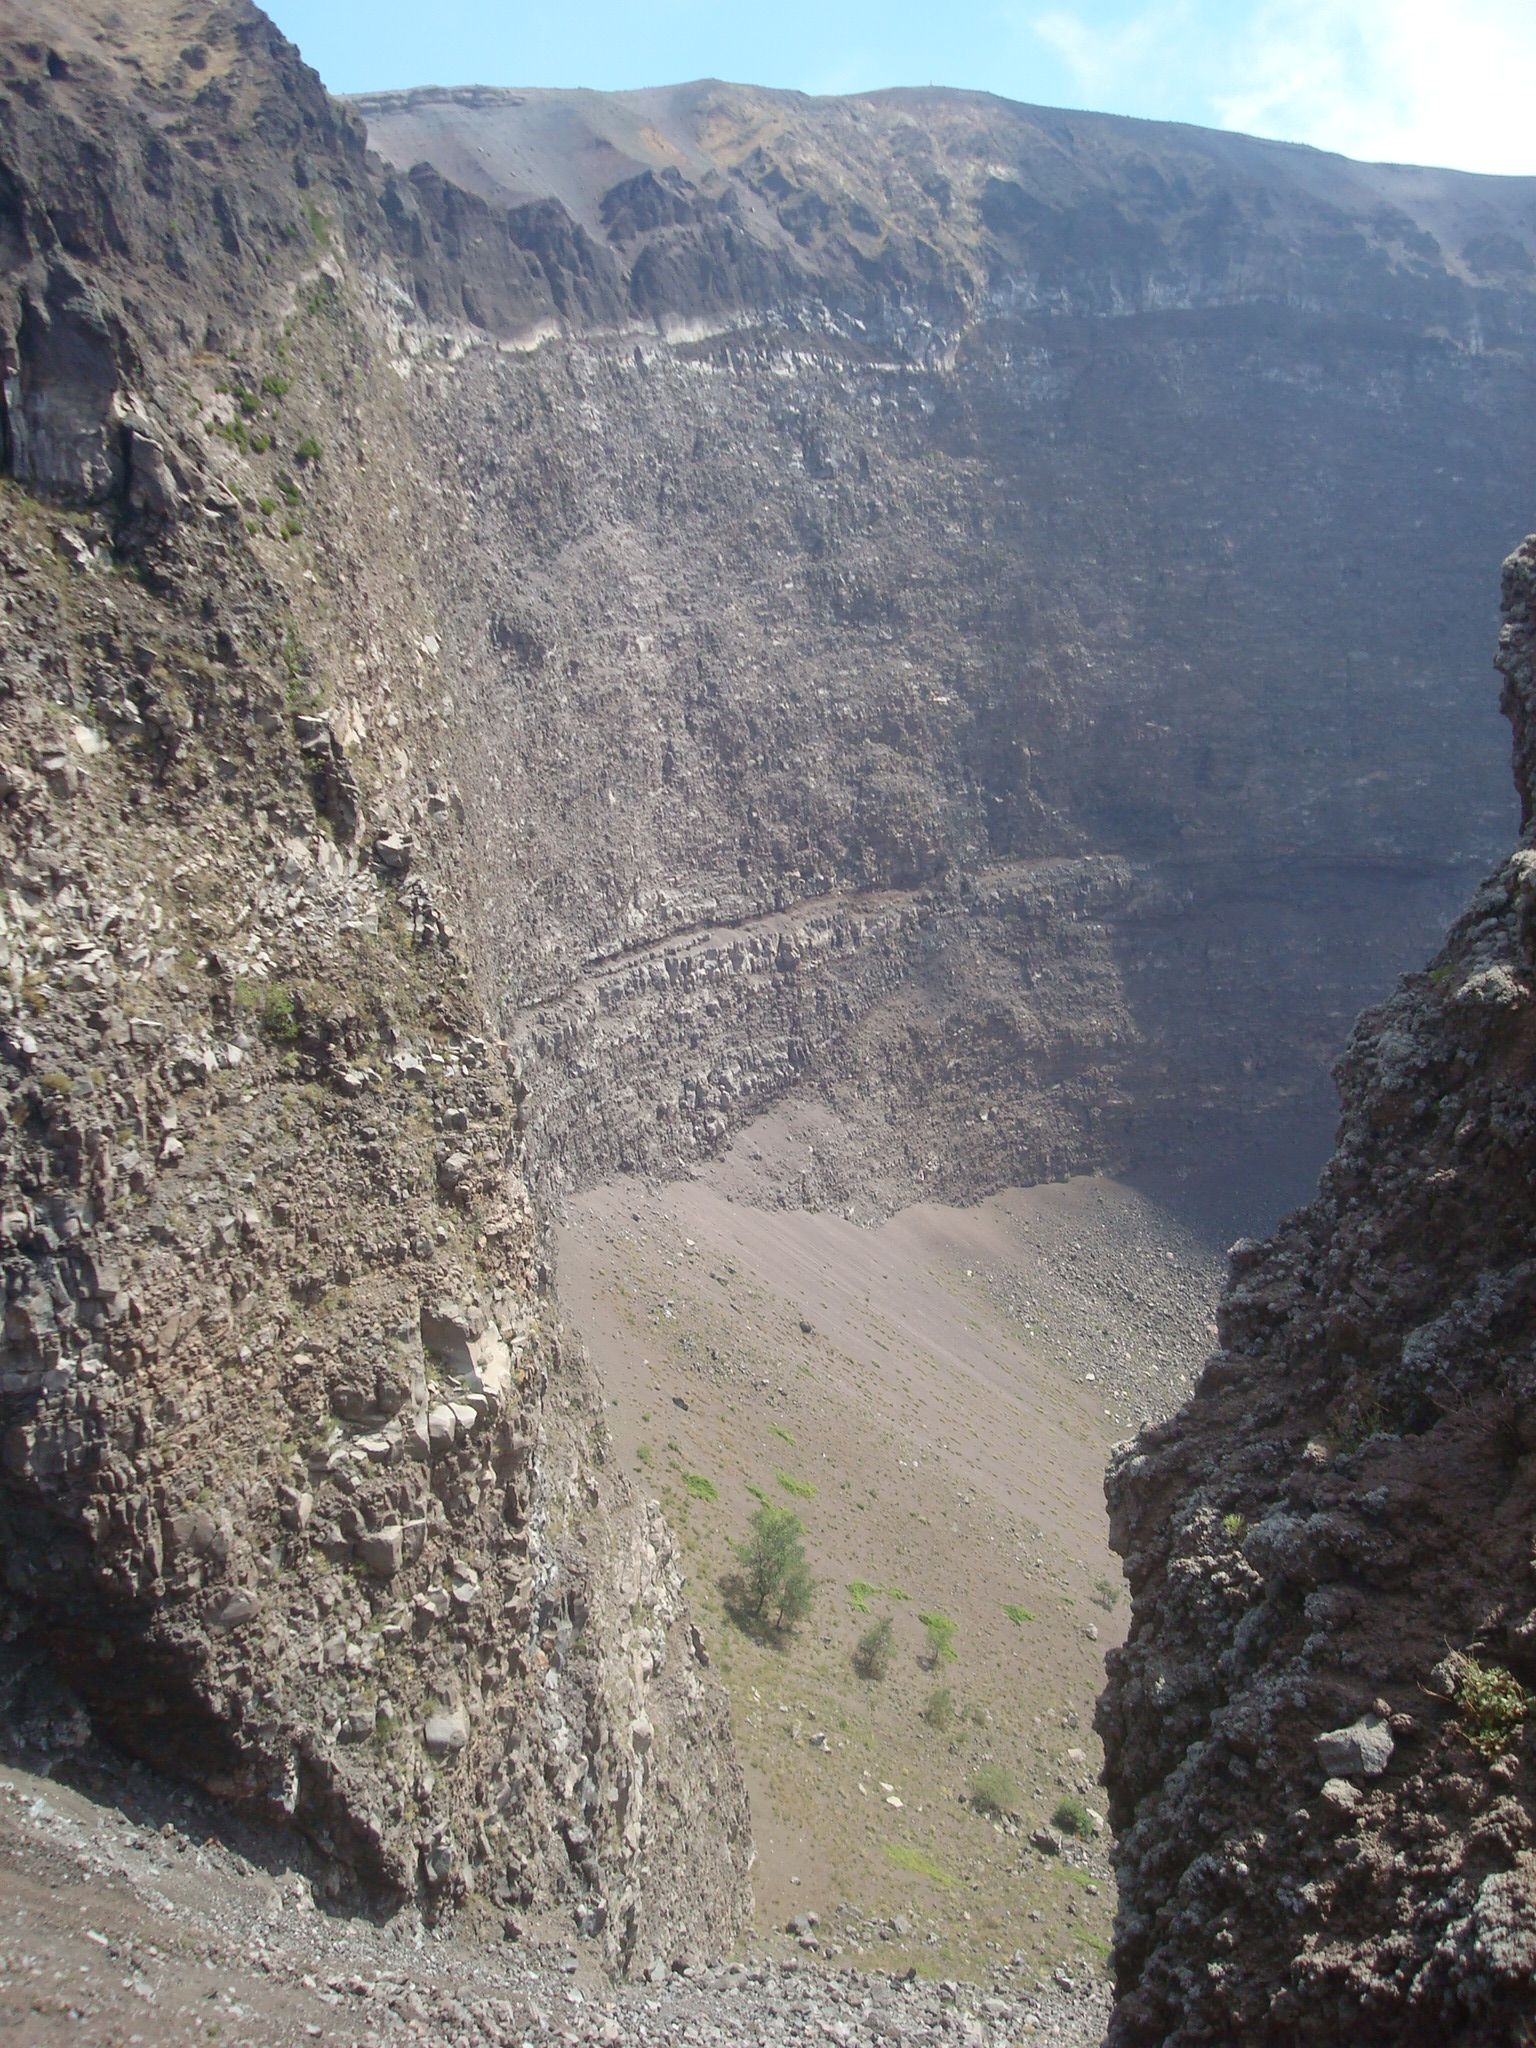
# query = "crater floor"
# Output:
<box><xmin>556</xmin><ymin>1107</ymin><xmax>1228</xmax><ymax>1983</ymax></box>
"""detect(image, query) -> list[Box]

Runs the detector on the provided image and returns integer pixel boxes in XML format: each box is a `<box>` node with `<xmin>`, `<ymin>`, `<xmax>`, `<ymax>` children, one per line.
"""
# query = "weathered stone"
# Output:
<box><xmin>358</xmin><ymin>1525</ymin><xmax>404</xmax><ymax>1577</ymax></box>
<box><xmin>1314</xmin><ymin>1715</ymin><xmax>1393</xmax><ymax>1779</ymax></box>
<box><xmin>423</xmin><ymin>1706</ymin><xmax>469</xmax><ymax>1755</ymax></box>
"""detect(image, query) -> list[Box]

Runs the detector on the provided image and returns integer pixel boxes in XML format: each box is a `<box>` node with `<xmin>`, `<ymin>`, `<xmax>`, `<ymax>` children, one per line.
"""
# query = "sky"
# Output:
<box><xmin>261</xmin><ymin>0</ymin><xmax>1536</xmax><ymax>177</ymax></box>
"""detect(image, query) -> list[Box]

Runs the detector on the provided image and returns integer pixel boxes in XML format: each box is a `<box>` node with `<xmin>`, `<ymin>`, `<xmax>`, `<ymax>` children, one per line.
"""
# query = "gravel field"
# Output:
<box><xmin>0</xmin><ymin>1751</ymin><xmax>1107</xmax><ymax>2046</ymax></box>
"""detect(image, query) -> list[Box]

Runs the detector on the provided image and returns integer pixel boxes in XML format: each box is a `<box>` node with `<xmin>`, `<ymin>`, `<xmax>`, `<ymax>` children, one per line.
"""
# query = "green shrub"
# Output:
<box><xmin>294</xmin><ymin>433</ymin><xmax>323</xmax><ymax>465</ymax></box>
<box><xmin>920</xmin><ymin>1687</ymin><xmax>955</xmax><ymax>1730</ymax></box>
<box><xmin>883</xmin><ymin>1842</ymin><xmax>953</xmax><ymax>1888</ymax></box>
<box><xmin>734</xmin><ymin>1503</ymin><xmax>814</xmax><ymax>1631</ymax></box>
<box><xmin>1002</xmin><ymin>1602</ymin><xmax>1035</xmax><ymax>1625</ymax></box>
<box><xmin>969</xmin><ymin>1763</ymin><xmax>1020</xmax><ymax>1819</ymax></box>
<box><xmin>918</xmin><ymin>1610</ymin><xmax>957</xmax><ymax>1668</ymax></box>
<box><xmin>1053</xmin><ymin>1796</ymin><xmax>1092</xmax><ymax>1838</ymax></box>
<box><xmin>854</xmin><ymin>1615</ymin><xmax>894</xmax><ymax>1680</ymax></box>
<box><xmin>776</xmin><ymin>1469</ymin><xmax>816</xmax><ymax>1498</ymax></box>
<box><xmin>1446</xmin><ymin>1650</ymin><xmax>1533</xmax><ymax>1760</ymax></box>
<box><xmin>259</xmin><ymin>984</ymin><xmax>298</xmax><ymax>1042</ymax></box>
<box><xmin>682</xmin><ymin>1472</ymin><xmax>717</xmax><ymax>1501</ymax></box>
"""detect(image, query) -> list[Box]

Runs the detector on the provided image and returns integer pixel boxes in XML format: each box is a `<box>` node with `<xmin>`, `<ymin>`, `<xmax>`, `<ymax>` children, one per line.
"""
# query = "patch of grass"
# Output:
<box><xmin>776</xmin><ymin>1469</ymin><xmax>816</xmax><ymax>1499</ymax></box>
<box><xmin>38</xmin><ymin>1070</ymin><xmax>75</xmax><ymax>1098</ymax></box>
<box><xmin>294</xmin><ymin>433</ymin><xmax>323</xmax><ymax>466</ymax></box>
<box><xmin>1445</xmin><ymin>1649</ymin><xmax>1534</xmax><ymax>1760</ymax></box>
<box><xmin>969</xmin><ymin>1763</ymin><xmax>1020</xmax><ymax>1819</ymax></box>
<box><xmin>882</xmin><ymin>1842</ymin><xmax>954</xmax><ymax>1889</ymax></box>
<box><xmin>918</xmin><ymin>1610</ymin><xmax>957</xmax><ymax>1668</ymax></box>
<box><xmin>1092</xmin><ymin>1576</ymin><xmax>1121</xmax><ymax>1613</ymax></box>
<box><xmin>769</xmin><ymin>1423</ymin><xmax>794</xmax><ymax>1444</ymax></box>
<box><xmin>847</xmin><ymin>1579</ymin><xmax>878</xmax><ymax>1614</ymax></box>
<box><xmin>302</xmin><ymin>201</ymin><xmax>331</xmax><ymax>246</ymax></box>
<box><xmin>1221</xmin><ymin>1511</ymin><xmax>1247</xmax><ymax>1541</ymax></box>
<box><xmin>1053</xmin><ymin>1796</ymin><xmax>1092</xmax><ymax>1838</ymax></box>
<box><xmin>233</xmin><ymin>978</ymin><xmax>298</xmax><ymax>1043</ymax></box>
<box><xmin>682</xmin><ymin>1472</ymin><xmax>718</xmax><ymax>1502</ymax></box>
<box><xmin>1002</xmin><ymin>1602</ymin><xmax>1035</xmax><ymax>1625</ymax></box>
<box><xmin>261</xmin><ymin>373</ymin><xmax>292</xmax><ymax>399</ymax></box>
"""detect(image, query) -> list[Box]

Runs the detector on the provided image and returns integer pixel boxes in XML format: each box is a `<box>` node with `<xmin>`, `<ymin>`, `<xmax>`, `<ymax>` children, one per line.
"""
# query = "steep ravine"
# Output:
<box><xmin>1099</xmin><ymin>542</ymin><xmax>1536</xmax><ymax>2042</ymax></box>
<box><xmin>2</xmin><ymin>0</ymin><xmax>1536</xmax><ymax>2007</ymax></box>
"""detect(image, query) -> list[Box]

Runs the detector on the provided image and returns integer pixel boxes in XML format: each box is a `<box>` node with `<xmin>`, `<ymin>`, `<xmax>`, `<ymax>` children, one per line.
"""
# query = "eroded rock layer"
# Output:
<box><xmin>358</xmin><ymin>82</ymin><xmax>1536</xmax><ymax>1213</ymax></box>
<box><xmin>1099</xmin><ymin>541</ymin><xmax>1536</xmax><ymax>2040</ymax></box>
<box><xmin>0</xmin><ymin>0</ymin><xmax>749</xmax><ymax>1965</ymax></box>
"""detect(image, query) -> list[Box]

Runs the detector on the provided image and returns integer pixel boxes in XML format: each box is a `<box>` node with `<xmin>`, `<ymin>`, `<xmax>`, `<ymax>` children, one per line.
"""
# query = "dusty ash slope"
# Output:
<box><xmin>2</xmin><ymin>0</ymin><xmax>1536</xmax><ymax>1993</ymax></box>
<box><xmin>1099</xmin><ymin>543</ymin><xmax>1536</xmax><ymax>2040</ymax></box>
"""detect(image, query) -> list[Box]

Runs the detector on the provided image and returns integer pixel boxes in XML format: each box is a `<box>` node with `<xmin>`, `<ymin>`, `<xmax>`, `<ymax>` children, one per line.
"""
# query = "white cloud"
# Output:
<box><xmin>1028</xmin><ymin>0</ymin><xmax>1536</xmax><ymax>174</ymax></box>
<box><xmin>1031</xmin><ymin>2</ymin><xmax>1197</xmax><ymax>107</ymax></box>
<box><xmin>1213</xmin><ymin>0</ymin><xmax>1536</xmax><ymax>173</ymax></box>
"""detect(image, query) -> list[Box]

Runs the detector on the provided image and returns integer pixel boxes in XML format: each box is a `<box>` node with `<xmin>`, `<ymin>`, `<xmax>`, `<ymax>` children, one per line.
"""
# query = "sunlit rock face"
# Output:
<box><xmin>360</xmin><ymin>79</ymin><xmax>1536</xmax><ymax>1217</ymax></box>
<box><xmin>2</xmin><ymin>0</ymin><xmax>1536</xmax><ymax>1976</ymax></box>
<box><xmin>1099</xmin><ymin>541</ymin><xmax>1536</xmax><ymax>2045</ymax></box>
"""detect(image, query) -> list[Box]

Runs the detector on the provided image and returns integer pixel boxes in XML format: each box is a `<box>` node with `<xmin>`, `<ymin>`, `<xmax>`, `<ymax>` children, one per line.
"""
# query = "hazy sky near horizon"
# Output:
<box><xmin>261</xmin><ymin>0</ymin><xmax>1536</xmax><ymax>176</ymax></box>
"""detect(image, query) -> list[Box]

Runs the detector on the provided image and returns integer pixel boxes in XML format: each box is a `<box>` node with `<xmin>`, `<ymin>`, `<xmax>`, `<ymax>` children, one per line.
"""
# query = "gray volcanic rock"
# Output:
<box><xmin>5</xmin><ymin>0</ymin><xmax>1536</xmax><ymax>1993</ymax></box>
<box><xmin>0</xmin><ymin>0</ymin><xmax>751</xmax><ymax>1970</ymax></box>
<box><xmin>348</xmin><ymin>78</ymin><xmax>1536</xmax><ymax>1221</ymax></box>
<box><xmin>355</xmin><ymin>79</ymin><xmax>1536</xmax><ymax>345</ymax></box>
<box><xmin>1098</xmin><ymin>539</ymin><xmax>1536</xmax><ymax>2042</ymax></box>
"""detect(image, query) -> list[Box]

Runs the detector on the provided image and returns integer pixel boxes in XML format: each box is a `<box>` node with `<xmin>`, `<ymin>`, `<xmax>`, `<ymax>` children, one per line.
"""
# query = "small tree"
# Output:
<box><xmin>735</xmin><ymin>1504</ymin><xmax>814</xmax><ymax>1631</ymax></box>
<box><xmin>921</xmin><ymin>1686</ymin><xmax>955</xmax><ymax>1730</ymax></box>
<box><xmin>854</xmin><ymin>1614</ymin><xmax>895</xmax><ymax>1680</ymax></box>
<box><xmin>918</xmin><ymin>1610</ymin><xmax>957</xmax><ymax>1669</ymax></box>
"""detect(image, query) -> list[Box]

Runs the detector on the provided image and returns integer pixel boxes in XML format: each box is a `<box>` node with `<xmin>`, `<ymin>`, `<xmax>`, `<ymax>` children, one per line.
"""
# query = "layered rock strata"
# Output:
<box><xmin>1099</xmin><ymin>540</ymin><xmax>1536</xmax><ymax>2041</ymax></box>
<box><xmin>4</xmin><ymin>0</ymin><xmax>1536</xmax><ymax>1969</ymax></box>
<box><xmin>0</xmin><ymin>0</ymin><xmax>748</xmax><ymax>1964</ymax></box>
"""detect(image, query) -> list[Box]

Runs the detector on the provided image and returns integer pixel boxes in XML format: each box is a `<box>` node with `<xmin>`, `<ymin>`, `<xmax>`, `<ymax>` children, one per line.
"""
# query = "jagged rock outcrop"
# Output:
<box><xmin>0</xmin><ymin>0</ymin><xmax>749</xmax><ymax>1968</ymax></box>
<box><xmin>1099</xmin><ymin>540</ymin><xmax>1536</xmax><ymax>2041</ymax></box>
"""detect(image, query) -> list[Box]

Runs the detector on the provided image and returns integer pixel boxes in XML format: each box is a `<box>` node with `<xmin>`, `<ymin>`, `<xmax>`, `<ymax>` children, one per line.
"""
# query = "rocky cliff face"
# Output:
<box><xmin>356</xmin><ymin>80</ymin><xmax>1536</xmax><ymax>1219</ymax></box>
<box><xmin>0</xmin><ymin>0</ymin><xmax>748</xmax><ymax>1967</ymax></box>
<box><xmin>3</xmin><ymin>0</ymin><xmax>1536</xmax><ymax>1979</ymax></box>
<box><xmin>1098</xmin><ymin>544</ymin><xmax>1536</xmax><ymax>2041</ymax></box>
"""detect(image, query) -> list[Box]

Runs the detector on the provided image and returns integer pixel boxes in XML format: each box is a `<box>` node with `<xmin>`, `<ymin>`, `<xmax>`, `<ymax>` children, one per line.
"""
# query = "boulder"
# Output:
<box><xmin>1314</xmin><ymin>1713</ymin><xmax>1394</xmax><ymax>1779</ymax></box>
